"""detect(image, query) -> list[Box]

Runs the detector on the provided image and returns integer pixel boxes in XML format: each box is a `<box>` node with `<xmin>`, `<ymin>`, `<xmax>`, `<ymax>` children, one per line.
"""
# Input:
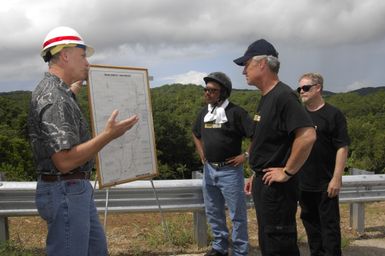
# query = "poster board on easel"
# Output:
<box><xmin>87</xmin><ymin>64</ymin><xmax>158</xmax><ymax>188</ymax></box>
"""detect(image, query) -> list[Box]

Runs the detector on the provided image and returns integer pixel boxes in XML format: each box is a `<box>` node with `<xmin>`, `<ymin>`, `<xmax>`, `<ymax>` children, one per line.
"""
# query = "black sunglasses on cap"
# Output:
<box><xmin>297</xmin><ymin>84</ymin><xmax>317</xmax><ymax>93</ymax></box>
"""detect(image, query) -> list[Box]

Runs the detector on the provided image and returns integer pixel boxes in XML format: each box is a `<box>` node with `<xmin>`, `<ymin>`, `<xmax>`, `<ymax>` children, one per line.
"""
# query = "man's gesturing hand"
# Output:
<box><xmin>104</xmin><ymin>110</ymin><xmax>139</xmax><ymax>140</ymax></box>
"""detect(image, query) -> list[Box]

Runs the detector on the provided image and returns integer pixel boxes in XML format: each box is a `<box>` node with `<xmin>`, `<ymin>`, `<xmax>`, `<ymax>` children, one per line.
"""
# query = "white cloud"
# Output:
<box><xmin>346</xmin><ymin>81</ymin><xmax>370</xmax><ymax>92</ymax></box>
<box><xmin>161</xmin><ymin>71</ymin><xmax>207</xmax><ymax>86</ymax></box>
<box><xmin>1</xmin><ymin>0</ymin><xmax>385</xmax><ymax>92</ymax></box>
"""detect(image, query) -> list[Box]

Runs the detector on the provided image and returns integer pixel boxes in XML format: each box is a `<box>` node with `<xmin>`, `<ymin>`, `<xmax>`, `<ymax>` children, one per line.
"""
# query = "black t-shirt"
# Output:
<box><xmin>192</xmin><ymin>102</ymin><xmax>255</xmax><ymax>162</ymax></box>
<box><xmin>299</xmin><ymin>103</ymin><xmax>350</xmax><ymax>191</ymax></box>
<box><xmin>249</xmin><ymin>82</ymin><xmax>314</xmax><ymax>170</ymax></box>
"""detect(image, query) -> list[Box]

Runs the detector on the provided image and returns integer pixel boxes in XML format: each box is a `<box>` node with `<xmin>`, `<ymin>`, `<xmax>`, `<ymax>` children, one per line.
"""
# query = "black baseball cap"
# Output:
<box><xmin>233</xmin><ymin>39</ymin><xmax>278</xmax><ymax>66</ymax></box>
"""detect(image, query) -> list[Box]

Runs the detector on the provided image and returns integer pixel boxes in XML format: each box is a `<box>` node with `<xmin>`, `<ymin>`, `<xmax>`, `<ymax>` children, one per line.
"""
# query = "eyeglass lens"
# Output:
<box><xmin>297</xmin><ymin>84</ymin><xmax>316</xmax><ymax>93</ymax></box>
<box><xmin>204</xmin><ymin>88</ymin><xmax>218</xmax><ymax>93</ymax></box>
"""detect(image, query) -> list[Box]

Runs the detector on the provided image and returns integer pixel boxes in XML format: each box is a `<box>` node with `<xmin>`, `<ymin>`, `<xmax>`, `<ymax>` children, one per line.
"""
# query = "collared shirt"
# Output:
<box><xmin>28</xmin><ymin>72</ymin><xmax>94</xmax><ymax>175</ymax></box>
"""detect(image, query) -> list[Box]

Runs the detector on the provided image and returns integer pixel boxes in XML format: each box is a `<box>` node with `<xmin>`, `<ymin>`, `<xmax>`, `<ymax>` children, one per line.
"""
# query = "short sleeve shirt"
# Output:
<box><xmin>192</xmin><ymin>102</ymin><xmax>255</xmax><ymax>162</ymax></box>
<box><xmin>28</xmin><ymin>72</ymin><xmax>94</xmax><ymax>175</ymax></box>
<box><xmin>249</xmin><ymin>82</ymin><xmax>314</xmax><ymax>171</ymax></box>
<box><xmin>299</xmin><ymin>103</ymin><xmax>350</xmax><ymax>191</ymax></box>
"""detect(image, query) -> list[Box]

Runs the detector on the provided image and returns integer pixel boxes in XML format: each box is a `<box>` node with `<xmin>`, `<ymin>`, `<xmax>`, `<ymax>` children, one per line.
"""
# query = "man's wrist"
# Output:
<box><xmin>243</xmin><ymin>151</ymin><xmax>249</xmax><ymax>159</ymax></box>
<box><xmin>283</xmin><ymin>167</ymin><xmax>294</xmax><ymax>178</ymax></box>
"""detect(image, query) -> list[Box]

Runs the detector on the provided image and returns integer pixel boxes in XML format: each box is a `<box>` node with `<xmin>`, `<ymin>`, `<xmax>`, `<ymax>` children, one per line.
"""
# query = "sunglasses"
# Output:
<box><xmin>297</xmin><ymin>84</ymin><xmax>317</xmax><ymax>93</ymax></box>
<box><xmin>203</xmin><ymin>88</ymin><xmax>219</xmax><ymax>94</ymax></box>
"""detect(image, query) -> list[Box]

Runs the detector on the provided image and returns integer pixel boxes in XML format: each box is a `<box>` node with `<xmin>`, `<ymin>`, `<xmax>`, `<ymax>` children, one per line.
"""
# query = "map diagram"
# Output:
<box><xmin>88</xmin><ymin>65</ymin><xmax>158</xmax><ymax>188</ymax></box>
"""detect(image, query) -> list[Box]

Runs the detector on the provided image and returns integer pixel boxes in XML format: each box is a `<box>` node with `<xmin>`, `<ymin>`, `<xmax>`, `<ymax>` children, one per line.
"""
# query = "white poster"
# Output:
<box><xmin>87</xmin><ymin>65</ymin><xmax>158</xmax><ymax>188</ymax></box>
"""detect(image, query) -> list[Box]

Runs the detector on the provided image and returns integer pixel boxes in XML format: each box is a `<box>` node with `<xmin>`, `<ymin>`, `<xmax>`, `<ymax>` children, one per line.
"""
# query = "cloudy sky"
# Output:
<box><xmin>1</xmin><ymin>0</ymin><xmax>385</xmax><ymax>93</ymax></box>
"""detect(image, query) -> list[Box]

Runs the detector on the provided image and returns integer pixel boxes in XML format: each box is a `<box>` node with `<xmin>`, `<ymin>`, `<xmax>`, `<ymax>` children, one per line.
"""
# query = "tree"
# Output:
<box><xmin>0</xmin><ymin>86</ymin><xmax>384</xmax><ymax>181</ymax></box>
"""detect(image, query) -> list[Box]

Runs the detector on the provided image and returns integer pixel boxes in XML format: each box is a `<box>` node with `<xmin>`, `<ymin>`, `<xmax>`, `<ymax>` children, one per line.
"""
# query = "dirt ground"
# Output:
<box><xmin>7</xmin><ymin>202</ymin><xmax>385</xmax><ymax>255</ymax></box>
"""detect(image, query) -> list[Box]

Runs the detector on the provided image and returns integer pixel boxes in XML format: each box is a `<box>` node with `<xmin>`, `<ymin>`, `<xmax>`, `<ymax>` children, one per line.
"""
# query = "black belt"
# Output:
<box><xmin>209</xmin><ymin>161</ymin><xmax>231</xmax><ymax>169</ymax></box>
<box><xmin>252</xmin><ymin>168</ymin><xmax>265</xmax><ymax>176</ymax></box>
<box><xmin>40</xmin><ymin>172</ymin><xmax>91</xmax><ymax>182</ymax></box>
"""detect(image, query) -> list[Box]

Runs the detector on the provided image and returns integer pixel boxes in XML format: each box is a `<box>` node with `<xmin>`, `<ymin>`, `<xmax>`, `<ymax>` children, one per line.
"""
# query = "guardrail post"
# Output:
<box><xmin>0</xmin><ymin>173</ymin><xmax>9</xmax><ymax>242</ymax></box>
<box><xmin>350</xmin><ymin>203</ymin><xmax>365</xmax><ymax>233</ymax></box>
<box><xmin>192</xmin><ymin>171</ymin><xmax>208</xmax><ymax>247</ymax></box>
<box><xmin>0</xmin><ymin>217</ymin><xmax>9</xmax><ymax>242</ymax></box>
<box><xmin>193</xmin><ymin>210</ymin><xmax>208</xmax><ymax>247</ymax></box>
<box><xmin>347</xmin><ymin>168</ymin><xmax>374</xmax><ymax>233</ymax></box>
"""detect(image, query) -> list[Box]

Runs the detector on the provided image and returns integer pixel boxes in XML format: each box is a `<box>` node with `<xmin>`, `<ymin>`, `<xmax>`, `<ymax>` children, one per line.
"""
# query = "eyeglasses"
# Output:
<box><xmin>296</xmin><ymin>84</ymin><xmax>317</xmax><ymax>93</ymax></box>
<box><xmin>203</xmin><ymin>88</ymin><xmax>219</xmax><ymax>94</ymax></box>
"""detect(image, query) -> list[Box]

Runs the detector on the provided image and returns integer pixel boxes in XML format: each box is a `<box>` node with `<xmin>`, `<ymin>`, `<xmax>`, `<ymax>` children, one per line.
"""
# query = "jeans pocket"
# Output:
<box><xmin>35</xmin><ymin>183</ymin><xmax>54</xmax><ymax>222</ymax></box>
<box><xmin>62</xmin><ymin>180</ymin><xmax>87</xmax><ymax>195</ymax></box>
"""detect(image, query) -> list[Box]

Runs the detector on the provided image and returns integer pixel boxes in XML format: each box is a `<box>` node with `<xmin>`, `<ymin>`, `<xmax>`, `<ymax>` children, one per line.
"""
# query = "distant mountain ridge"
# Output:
<box><xmin>322</xmin><ymin>86</ymin><xmax>385</xmax><ymax>96</ymax></box>
<box><xmin>350</xmin><ymin>86</ymin><xmax>385</xmax><ymax>96</ymax></box>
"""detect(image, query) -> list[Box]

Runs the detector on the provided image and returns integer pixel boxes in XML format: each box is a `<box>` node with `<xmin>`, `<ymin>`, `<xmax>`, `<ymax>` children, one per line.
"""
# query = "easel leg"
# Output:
<box><xmin>104</xmin><ymin>188</ymin><xmax>110</xmax><ymax>230</ymax></box>
<box><xmin>150</xmin><ymin>179</ymin><xmax>176</xmax><ymax>255</ymax></box>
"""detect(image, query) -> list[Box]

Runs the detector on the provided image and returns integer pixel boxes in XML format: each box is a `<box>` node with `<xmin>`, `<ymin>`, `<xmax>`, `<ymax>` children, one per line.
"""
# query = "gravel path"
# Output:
<box><xmin>177</xmin><ymin>240</ymin><xmax>385</xmax><ymax>255</ymax></box>
<box><xmin>177</xmin><ymin>237</ymin><xmax>385</xmax><ymax>256</ymax></box>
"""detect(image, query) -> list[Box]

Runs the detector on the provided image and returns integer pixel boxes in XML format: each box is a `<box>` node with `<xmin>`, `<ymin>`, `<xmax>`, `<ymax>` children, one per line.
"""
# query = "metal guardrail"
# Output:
<box><xmin>0</xmin><ymin>179</ymin><xmax>205</xmax><ymax>216</ymax></box>
<box><xmin>1</xmin><ymin>174</ymin><xmax>385</xmax><ymax>246</ymax></box>
<box><xmin>339</xmin><ymin>174</ymin><xmax>385</xmax><ymax>203</ymax></box>
<box><xmin>0</xmin><ymin>179</ymin><xmax>208</xmax><ymax>246</ymax></box>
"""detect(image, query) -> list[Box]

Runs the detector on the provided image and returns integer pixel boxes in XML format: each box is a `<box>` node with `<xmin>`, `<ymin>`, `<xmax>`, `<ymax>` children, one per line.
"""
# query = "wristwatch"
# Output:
<box><xmin>243</xmin><ymin>152</ymin><xmax>249</xmax><ymax>159</ymax></box>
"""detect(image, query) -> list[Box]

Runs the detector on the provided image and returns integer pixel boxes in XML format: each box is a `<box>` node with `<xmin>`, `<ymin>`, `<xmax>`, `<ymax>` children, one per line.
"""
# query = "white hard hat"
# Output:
<box><xmin>41</xmin><ymin>26</ymin><xmax>94</xmax><ymax>61</ymax></box>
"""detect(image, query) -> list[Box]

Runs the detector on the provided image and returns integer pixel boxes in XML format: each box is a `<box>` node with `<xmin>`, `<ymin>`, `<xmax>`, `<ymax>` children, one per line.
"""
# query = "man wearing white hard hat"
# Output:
<box><xmin>28</xmin><ymin>26</ymin><xmax>139</xmax><ymax>256</ymax></box>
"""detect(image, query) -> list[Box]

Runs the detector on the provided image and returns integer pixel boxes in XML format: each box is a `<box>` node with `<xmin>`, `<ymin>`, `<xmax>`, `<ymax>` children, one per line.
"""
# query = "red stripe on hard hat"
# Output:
<box><xmin>43</xmin><ymin>36</ymin><xmax>82</xmax><ymax>48</ymax></box>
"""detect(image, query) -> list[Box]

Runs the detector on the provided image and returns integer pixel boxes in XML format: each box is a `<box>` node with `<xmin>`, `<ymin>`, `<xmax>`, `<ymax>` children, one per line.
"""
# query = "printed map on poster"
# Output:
<box><xmin>88</xmin><ymin>65</ymin><xmax>158</xmax><ymax>188</ymax></box>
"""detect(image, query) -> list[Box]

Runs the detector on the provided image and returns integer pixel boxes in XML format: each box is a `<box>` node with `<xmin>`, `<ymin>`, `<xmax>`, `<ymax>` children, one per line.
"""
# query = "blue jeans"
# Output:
<box><xmin>35</xmin><ymin>179</ymin><xmax>108</xmax><ymax>256</ymax></box>
<box><xmin>203</xmin><ymin>162</ymin><xmax>249</xmax><ymax>255</ymax></box>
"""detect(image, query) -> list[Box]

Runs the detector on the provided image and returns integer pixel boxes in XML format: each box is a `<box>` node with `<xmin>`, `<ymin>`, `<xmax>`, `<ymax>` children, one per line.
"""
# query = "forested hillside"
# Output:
<box><xmin>0</xmin><ymin>85</ymin><xmax>384</xmax><ymax>181</ymax></box>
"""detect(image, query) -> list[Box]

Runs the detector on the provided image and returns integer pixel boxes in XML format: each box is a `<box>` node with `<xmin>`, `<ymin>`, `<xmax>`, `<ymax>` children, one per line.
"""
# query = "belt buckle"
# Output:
<box><xmin>211</xmin><ymin>163</ymin><xmax>220</xmax><ymax>168</ymax></box>
<box><xmin>210</xmin><ymin>162</ymin><xmax>226</xmax><ymax>169</ymax></box>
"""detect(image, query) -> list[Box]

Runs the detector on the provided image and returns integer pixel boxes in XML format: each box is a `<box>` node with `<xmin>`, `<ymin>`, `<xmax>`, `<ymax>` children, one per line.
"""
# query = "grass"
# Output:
<box><xmin>0</xmin><ymin>241</ymin><xmax>42</xmax><ymax>256</ymax></box>
<box><xmin>4</xmin><ymin>202</ymin><xmax>385</xmax><ymax>255</ymax></box>
<box><xmin>144</xmin><ymin>215</ymin><xmax>192</xmax><ymax>247</ymax></box>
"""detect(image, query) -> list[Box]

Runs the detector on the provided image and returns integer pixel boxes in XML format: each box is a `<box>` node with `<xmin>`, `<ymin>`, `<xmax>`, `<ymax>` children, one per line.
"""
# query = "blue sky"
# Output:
<box><xmin>1</xmin><ymin>0</ymin><xmax>385</xmax><ymax>92</ymax></box>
